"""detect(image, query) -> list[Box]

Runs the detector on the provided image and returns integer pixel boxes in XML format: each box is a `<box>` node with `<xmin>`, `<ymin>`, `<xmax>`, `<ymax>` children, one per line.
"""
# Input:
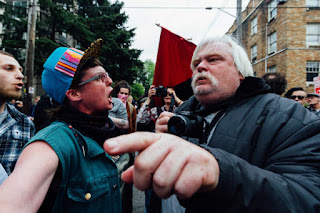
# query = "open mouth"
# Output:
<box><xmin>196</xmin><ymin>76</ymin><xmax>208</xmax><ymax>84</ymax></box>
<box><xmin>16</xmin><ymin>83</ymin><xmax>23</xmax><ymax>90</ymax></box>
<box><xmin>108</xmin><ymin>94</ymin><xmax>113</xmax><ymax>103</ymax></box>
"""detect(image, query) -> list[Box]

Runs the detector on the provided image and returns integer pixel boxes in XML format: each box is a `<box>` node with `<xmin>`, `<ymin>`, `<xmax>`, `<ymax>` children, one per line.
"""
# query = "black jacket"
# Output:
<box><xmin>176</xmin><ymin>77</ymin><xmax>320</xmax><ymax>213</ymax></box>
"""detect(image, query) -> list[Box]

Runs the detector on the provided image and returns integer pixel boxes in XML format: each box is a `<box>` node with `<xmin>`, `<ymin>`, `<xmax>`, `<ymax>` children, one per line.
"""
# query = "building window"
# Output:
<box><xmin>13</xmin><ymin>1</ymin><xmax>27</xmax><ymax>8</ymax></box>
<box><xmin>306</xmin><ymin>24</ymin><xmax>320</xmax><ymax>46</ymax></box>
<box><xmin>268</xmin><ymin>65</ymin><xmax>276</xmax><ymax>73</ymax></box>
<box><xmin>268</xmin><ymin>31</ymin><xmax>277</xmax><ymax>54</ymax></box>
<box><xmin>251</xmin><ymin>45</ymin><xmax>257</xmax><ymax>62</ymax></box>
<box><xmin>12</xmin><ymin>1</ymin><xmax>27</xmax><ymax>18</ymax></box>
<box><xmin>251</xmin><ymin>16</ymin><xmax>257</xmax><ymax>35</ymax></box>
<box><xmin>306</xmin><ymin>0</ymin><xmax>320</xmax><ymax>7</ymax></box>
<box><xmin>268</xmin><ymin>0</ymin><xmax>277</xmax><ymax>21</ymax></box>
<box><xmin>306</xmin><ymin>61</ymin><xmax>320</xmax><ymax>82</ymax></box>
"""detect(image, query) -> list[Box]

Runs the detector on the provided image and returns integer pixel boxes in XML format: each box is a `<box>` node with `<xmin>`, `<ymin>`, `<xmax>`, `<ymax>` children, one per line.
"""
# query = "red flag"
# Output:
<box><xmin>153</xmin><ymin>27</ymin><xmax>196</xmax><ymax>88</ymax></box>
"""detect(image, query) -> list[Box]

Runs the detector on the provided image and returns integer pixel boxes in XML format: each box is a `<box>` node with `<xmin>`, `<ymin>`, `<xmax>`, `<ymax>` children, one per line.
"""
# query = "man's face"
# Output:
<box><xmin>77</xmin><ymin>66</ymin><xmax>113</xmax><ymax>115</ymax></box>
<box><xmin>0</xmin><ymin>54</ymin><xmax>24</xmax><ymax>101</ymax></box>
<box><xmin>118</xmin><ymin>88</ymin><xmax>129</xmax><ymax>104</ymax></box>
<box><xmin>307</xmin><ymin>96</ymin><xmax>319</xmax><ymax>106</ymax></box>
<box><xmin>290</xmin><ymin>90</ymin><xmax>307</xmax><ymax>105</ymax></box>
<box><xmin>191</xmin><ymin>42</ymin><xmax>244</xmax><ymax>106</ymax></box>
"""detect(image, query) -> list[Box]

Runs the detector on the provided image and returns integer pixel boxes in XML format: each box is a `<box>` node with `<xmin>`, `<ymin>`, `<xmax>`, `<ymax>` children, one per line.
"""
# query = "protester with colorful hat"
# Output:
<box><xmin>0</xmin><ymin>39</ymin><xmax>122</xmax><ymax>212</ymax></box>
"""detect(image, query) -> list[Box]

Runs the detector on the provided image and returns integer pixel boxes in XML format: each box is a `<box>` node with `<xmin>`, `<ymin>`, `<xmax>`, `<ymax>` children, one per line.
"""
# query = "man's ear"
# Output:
<box><xmin>65</xmin><ymin>89</ymin><xmax>82</xmax><ymax>102</ymax></box>
<box><xmin>238</xmin><ymin>72</ymin><xmax>245</xmax><ymax>81</ymax></box>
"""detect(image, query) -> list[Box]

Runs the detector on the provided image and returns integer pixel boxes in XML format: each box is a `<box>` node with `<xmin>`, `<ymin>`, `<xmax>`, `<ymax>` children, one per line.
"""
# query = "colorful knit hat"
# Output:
<box><xmin>42</xmin><ymin>39</ymin><xmax>103</xmax><ymax>103</ymax></box>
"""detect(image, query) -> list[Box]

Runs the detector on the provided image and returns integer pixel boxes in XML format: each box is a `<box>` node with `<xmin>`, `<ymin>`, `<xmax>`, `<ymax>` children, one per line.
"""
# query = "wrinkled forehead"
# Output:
<box><xmin>198</xmin><ymin>42</ymin><xmax>232</xmax><ymax>56</ymax></box>
<box><xmin>193</xmin><ymin>42</ymin><xmax>233</xmax><ymax>64</ymax></box>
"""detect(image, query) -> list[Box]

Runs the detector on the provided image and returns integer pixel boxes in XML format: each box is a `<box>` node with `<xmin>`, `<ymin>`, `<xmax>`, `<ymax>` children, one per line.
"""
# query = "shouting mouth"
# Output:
<box><xmin>15</xmin><ymin>82</ymin><xmax>23</xmax><ymax>90</ymax></box>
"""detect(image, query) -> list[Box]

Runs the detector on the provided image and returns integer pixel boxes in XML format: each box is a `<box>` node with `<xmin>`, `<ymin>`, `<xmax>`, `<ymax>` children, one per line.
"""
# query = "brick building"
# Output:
<box><xmin>227</xmin><ymin>0</ymin><xmax>320</xmax><ymax>93</ymax></box>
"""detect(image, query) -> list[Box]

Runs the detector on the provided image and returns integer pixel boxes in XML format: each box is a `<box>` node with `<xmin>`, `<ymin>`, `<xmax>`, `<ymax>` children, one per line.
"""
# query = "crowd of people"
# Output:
<box><xmin>0</xmin><ymin>35</ymin><xmax>320</xmax><ymax>213</ymax></box>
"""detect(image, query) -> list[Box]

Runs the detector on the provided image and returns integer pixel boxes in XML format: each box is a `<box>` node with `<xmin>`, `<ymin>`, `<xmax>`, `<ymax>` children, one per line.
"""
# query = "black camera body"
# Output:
<box><xmin>154</xmin><ymin>85</ymin><xmax>168</xmax><ymax>97</ymax></box>
<box><xmin>168</xmin><ymin>111</ymin><xmax>203</xmax><ymax>138</ymax></box>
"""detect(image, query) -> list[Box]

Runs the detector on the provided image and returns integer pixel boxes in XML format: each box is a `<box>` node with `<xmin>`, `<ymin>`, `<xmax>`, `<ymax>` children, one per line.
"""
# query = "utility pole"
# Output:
<box><xmin>236</xmin><ymin>0</ymin><xmax>242</xmax><ymax>45</ymax></box>
<box><xmin>24</xmin><ymin>0</ymin><xmax>37</xmax><ymax>111</ymax></box>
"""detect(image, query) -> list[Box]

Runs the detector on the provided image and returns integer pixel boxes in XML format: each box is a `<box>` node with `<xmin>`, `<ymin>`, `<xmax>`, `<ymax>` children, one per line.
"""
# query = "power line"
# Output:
<box><xmin>1</xmin><ymin>3</ymin><xmax>317</xmax><ymax>10</ymax></box>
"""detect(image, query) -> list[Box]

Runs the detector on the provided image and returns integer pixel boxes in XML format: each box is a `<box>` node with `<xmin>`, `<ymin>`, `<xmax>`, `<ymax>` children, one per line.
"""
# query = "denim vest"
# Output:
<box><xmin>26</xmin><ymin>121</ymin><xmax>121</xmax><ymax>213</ymax></box>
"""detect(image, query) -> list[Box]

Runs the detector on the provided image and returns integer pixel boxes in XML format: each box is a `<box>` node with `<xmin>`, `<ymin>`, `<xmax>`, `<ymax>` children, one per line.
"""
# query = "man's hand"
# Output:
<box><xmin>104</xmin><ymin>132</ymin><xmax>220</xmax><ymax>199</ymax></box>
<box><xmin>155</xmin><ymin>111</ymin><xmax>175</xmax><ymax>133</ymax></box>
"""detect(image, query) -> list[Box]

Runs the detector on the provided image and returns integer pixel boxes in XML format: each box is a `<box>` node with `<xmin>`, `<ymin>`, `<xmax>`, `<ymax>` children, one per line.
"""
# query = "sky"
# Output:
<box><xmin>110</xmin><ymin>0</ymin><xmax>250</xmax><ymax>62</ymax></box>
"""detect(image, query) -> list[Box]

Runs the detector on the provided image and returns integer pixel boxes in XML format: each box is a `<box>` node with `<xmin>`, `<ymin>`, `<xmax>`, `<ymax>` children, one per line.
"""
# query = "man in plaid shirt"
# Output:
<box><xmin>0</xmin><ymin>51</ymin><xmax>35</xmax><ymax>175</ymax></box>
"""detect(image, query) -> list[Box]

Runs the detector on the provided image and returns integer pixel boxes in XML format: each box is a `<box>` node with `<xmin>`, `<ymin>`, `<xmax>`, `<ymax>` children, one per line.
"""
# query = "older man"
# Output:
<box><xmin>0</xmin><ymin>51</ymin><xmax>35</xmax><ymax>175</ymax></box>
<box><xmin>307</xmin><ymin>93</ymin><xmax>320</xmax><ymax>116</ymax></box>
<box><xmin>104</xmin><ymin>35</ymin><xmax>320</xmax><ymax>213</ymax></box>
<box><xmin>0</xmin><ymin>40</ymin><xmax>122</xmax><ymax>212</ymax></box>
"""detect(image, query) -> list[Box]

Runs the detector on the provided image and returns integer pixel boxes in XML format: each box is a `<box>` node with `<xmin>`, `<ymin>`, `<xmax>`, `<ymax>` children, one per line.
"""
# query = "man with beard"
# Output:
<box><xmin>0</xmin><ymin>40</ymin><xmax>122</xmax><ymax>212</ymax></box>
<box><xmin>0</xmin><ymin>51</ymin><xmax>35</xmax><ymax>175</ymax></box>
<box><xmin>104</xmin><ymin>35</ymin><xmax>320</xmax><ymax>213</ymax></box>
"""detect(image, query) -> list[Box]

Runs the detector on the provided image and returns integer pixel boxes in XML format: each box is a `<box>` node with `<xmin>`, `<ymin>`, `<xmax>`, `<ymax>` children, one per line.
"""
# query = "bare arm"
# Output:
<box><xmin>109</xmin><ymin>116</ymin><xmax>129</xmax><ymax>129</ymax></box>
<box><xmin>0</xmin><ymin>141</ymin><xmax>59</xmax><ymax>212</ymax></box>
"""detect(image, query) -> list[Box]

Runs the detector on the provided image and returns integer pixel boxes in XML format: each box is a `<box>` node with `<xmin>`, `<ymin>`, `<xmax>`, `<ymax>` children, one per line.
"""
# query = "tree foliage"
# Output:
<box><xmin>135</xmin><ymin>59</ymin><xmax>155</xmax><ymax>91</ymax></box>
<box><xmin>131</xmin><ymin>82</ymin><xmax>145</xmax><ymax>100</ymax></box>
<box><xmin>0</xmin><ymin>1</ymin><xmax>27</xmax><ymax>65</ymax></box>
<box><xmin>0</xmin><ymin>0</ymin><xmax>143</xmax><ymax>83</ymax></box>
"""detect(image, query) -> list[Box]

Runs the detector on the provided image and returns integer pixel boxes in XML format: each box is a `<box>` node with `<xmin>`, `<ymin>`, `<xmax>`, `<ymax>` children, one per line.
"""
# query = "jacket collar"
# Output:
<box><xmin>189</xmin><ymin>77</ymin><xmax>271</xmax><ymax>115</ymax></box>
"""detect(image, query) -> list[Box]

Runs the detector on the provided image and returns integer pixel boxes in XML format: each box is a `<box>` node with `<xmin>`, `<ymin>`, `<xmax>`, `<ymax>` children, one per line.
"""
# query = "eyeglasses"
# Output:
<box><xmin>78</xmin><ymin>72</ymin><xmax>109</xmax><ymax>86</ymax></box>
<box><xmin>290</xmin><ymin>95</ymin><xmax>306</xmax><ymax>100</ymax></box>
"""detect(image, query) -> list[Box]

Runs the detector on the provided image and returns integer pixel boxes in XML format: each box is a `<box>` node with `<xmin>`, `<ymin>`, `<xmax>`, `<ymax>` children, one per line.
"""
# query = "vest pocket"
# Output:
<box><xmin>66</xmin><ymin>177</ymin><xmax>113</xmax><ymax>211</ymax></box>
<box><xmin>67</xmin><ymin>183</ymin><xmax>109</xmax><ymax>203</ymax></box>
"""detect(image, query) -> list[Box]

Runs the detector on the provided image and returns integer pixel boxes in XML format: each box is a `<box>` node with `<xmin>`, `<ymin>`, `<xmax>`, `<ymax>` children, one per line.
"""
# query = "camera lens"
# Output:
<box><xmin>168</xmin><ymin>115</ymin><xmax>189</xmax><ymax>136</ymax></box>
<box><xmin>168</xmin><ymin>112</ymin><xmax>204</xmax><ymax>138</ymax></box>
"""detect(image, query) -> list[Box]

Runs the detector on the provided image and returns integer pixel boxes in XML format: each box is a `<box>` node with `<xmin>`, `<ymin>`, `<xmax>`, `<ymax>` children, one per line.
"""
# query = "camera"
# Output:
<box><xmin>154</xmin><ymin>85</ymin><xmax>168</xmax><ymax>97</ymax></box>
<box><xmin>168</xmin><ymin>111</ymin><xmax>203</xmax><ymax>138</ymax></box>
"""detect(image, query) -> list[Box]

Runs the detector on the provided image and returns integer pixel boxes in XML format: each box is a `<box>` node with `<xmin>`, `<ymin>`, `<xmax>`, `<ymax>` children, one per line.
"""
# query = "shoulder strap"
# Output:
<box><xmin>156</xmin><ymin>106</ymin><xmax>163</xmax><ymax>116</ymax></box>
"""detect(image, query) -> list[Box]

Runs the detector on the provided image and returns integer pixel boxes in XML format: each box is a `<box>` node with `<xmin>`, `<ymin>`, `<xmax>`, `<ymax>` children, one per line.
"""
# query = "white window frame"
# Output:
<box><xmin>251</xmin><ymin>16</ymin><xmax>257</xmax><ymax>36</ymax></box>
<box><xmin>306</xmin><ymin>61</ymin><xmax>320</xmax><ymax>83</ymax></box>
<box><xmin>268</xmin><ymin>31</ymin><xmax>277</xmax><ymax>54</ymax></box>
<box><xmin>306</xmin><ymin>0</ymin><xmax>320</xmax><ymax>7</ymax></box>
<box><xmin>306</xmin><ymin>24</ymin><xmax>320</xmax><ymax>46</ymax></box>
<box><xmin>268</xmin><ymin>0</ymin><xmax>277</xmax><ymax>22</ymax></box>
<box><xmin>251</xmin><ymin>44</ymin><xmax>257</xmax><ymax>62</ymax></box>
<box><xmin>267</xmin><ymin>65</ymin><xmax>276</xmax><ymax>73</ymax></box>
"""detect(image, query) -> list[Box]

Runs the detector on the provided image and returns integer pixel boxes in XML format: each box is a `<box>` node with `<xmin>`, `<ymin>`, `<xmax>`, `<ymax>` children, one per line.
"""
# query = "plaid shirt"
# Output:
<box><xmin>0</xmin><ymin>103</ymin><xmax>35</xmax><ymax>175</ymax></box>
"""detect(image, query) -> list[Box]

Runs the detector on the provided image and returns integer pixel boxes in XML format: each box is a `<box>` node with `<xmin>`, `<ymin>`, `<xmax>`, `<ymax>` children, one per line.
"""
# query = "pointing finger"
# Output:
<box><xmin>104</xmin><ymin>132</ymin><xmax>161</xmax><ymax>155</ymax></box>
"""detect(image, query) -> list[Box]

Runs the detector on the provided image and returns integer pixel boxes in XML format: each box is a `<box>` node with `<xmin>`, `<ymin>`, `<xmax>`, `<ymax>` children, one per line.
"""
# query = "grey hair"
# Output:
<box><xmin>190</xmin><ymin>35</ymin><xmax>254</xmax><ymax>77</ymax></box>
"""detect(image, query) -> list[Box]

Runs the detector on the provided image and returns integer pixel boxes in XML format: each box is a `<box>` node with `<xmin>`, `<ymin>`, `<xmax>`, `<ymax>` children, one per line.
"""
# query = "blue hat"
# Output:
<box><xmin>42</xmin><ymin>39</ymin><xmax>103</xmax><ymax>103</ymax></box>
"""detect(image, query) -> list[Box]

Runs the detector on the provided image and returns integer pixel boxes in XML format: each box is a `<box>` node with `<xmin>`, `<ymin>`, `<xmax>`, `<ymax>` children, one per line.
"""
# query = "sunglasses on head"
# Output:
<box><xmin>290</xmin><ymin>95</ymin><xmax>305</xmax><ymax>100</ymax></box>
